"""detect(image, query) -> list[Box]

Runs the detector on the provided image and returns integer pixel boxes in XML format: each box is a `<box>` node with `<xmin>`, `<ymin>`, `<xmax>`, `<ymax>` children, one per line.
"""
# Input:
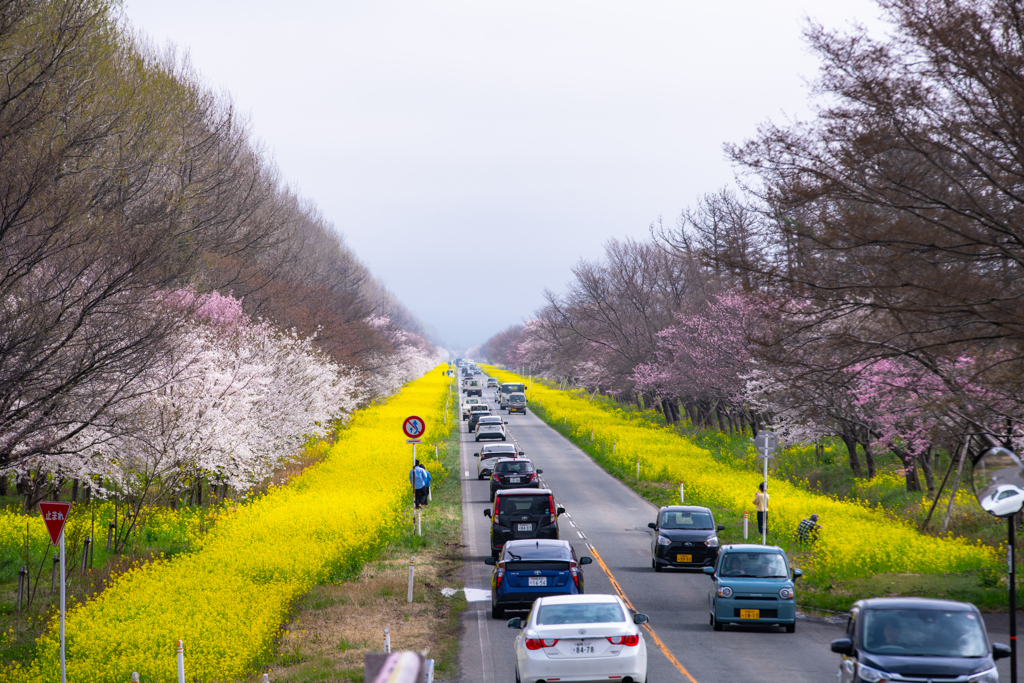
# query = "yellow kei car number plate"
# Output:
<box><xmin>676</xmin><ymin>554</ymin><xmax>692</xmax><ymax>563</ymax></box>
<box><xmin>740</xmin><ymin>609</ymin><xmax>760</xmax><ymax>619</ymax></box>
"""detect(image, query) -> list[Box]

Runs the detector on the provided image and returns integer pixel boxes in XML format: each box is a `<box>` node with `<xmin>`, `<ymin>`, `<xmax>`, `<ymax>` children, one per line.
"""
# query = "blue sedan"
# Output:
<box><xmin>485</xmin><ymin>539</ymin><xmax>592</xmax><ymax>619</ymax></box>
<box><xmin>704</xmin><ymin>544</ymin><xmax>802</xmax><ymax>632</ymax></box>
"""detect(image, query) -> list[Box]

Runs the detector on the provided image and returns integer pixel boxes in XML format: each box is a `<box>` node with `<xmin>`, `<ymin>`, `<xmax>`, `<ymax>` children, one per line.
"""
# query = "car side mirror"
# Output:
<box><xmin>484</xmin><ymin>557</ymin><xmax>495</xmax><ymax>565</ymax></box>
<box><xmin>519</xmin><ymin>451</ymin><xmax>525</xmax><ymax>455</ymax></box>
<box><xmin>504</xmin><ymin>421</ymin><xmax>508</xmax><ymax>424</ymax></box>
<box><xmin>484</xmin><ymin>509</ymin><xmax>491</xmax><ymax>517</ymax></box>
<box><xmin>506</xmin><ymin>617</ymin><xmax>522</xmax><ymax>629</ymax></box>
<box><xmin>717</xmin><ymin>524</ymin><xmax>725</xmax><ymax>531</ymax></box>
<box><xmin>792</xmin><ymin>569</ymin><xmax>803</xmax><ymax>580</ymax></box>
<box><xmin>473</xmin><ymin>453</ymin><xmax>479</xmax><ymax>457</ymax></box>
<box><xmin>556</xmin><ymin>507</ymin><xmax>566</xmax><ymax>515</ymax></box>
<box><xmin>830</xmin><ymin>638</ymin><xmax>854</xmax><ymax>656</ymax></box>
<box><xmin>537</xmin><ymin>469</ymin><xmax>543</xmax><ymax>474</ymax></box>
<box><xmin>647</xmin><ymin>522</ymin><xmax>657</xmax><ymax>530</ymax></box>
<box><xmin>633</xmin><ymin>613</ymin><xmax>649</xmax><ymax>625</ymax></box>
<box><xmin>703</xmin><ymin>566</ymin><xmax>715</xmax><ymax>577</ymax></box>
<box><xmin>993</xmin><ymin>643</ymin><xmax>1012</xmax><ymax>660</ymax></box>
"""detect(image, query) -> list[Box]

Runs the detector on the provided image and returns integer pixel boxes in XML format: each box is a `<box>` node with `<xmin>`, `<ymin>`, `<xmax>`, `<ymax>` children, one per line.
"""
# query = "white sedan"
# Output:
<box><xmin>508</xmin><ymin>594</ymin><xmax>649</xmax><ymax>683</ymax></box>
<box><xmin>461</xmin><ymin>397</ymin><xmax>483</xmax><ymax>420</ymax></box>
<box><xmin>981</xmin><ymin>484</ymin><xmax>1024</xmax><ymax>517</ymax></box>
<box><xmin>475</xmin><ymin>443</ymin><xmax>523</xmax><ymax>479</ymax></box>
<box><xmin>475</xmin><ymin>415</ymin><xmax>508</xmax><ymax>442</ymax></box>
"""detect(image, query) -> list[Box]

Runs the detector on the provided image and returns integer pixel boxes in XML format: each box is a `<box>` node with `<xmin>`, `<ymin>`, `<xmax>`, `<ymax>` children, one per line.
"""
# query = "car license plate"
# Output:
<box><xmin>517</xmin><ymin>523</ymin><xmax>533</xmax><ymax>531</ymax></box>
<box><xmin>573</xmin><ymin>642</ymin><xmax>595</xmax><ymax>655</ymax></box>
<box><xmin>740</xmin><ymin>609</ymin><xmax>760</xmax><ymax>619</ymax></box>
<box><xmin>509</xmin><ymin>477</ymin><xmax>521</xmax><ymax>483</ymax></box>
<box><xmin>676</xmin><ymin>554</ymin><xmax>692</xmax><ymax>563</ymax></box>
<box><xmin>528</xmin><ymin>577</ymin><xmax>547</xmax><ymax>586</ymax></box>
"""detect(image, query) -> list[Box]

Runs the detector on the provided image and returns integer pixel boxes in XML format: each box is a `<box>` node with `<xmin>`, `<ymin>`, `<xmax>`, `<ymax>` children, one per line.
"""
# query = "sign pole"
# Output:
<box><xmin>60</xmin><ymin>528</ymin><xmax>66</xmax><ymax>683</ymax></box>
<box><xmin>762</xmin><ymin>456</ymin><xmax>768</xmax><ymax>545</ymax></box>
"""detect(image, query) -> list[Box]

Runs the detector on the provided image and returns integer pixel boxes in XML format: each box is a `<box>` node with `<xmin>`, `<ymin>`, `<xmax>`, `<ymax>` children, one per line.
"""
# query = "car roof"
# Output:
<box><xmin>536</xmin><ymin>593</ymin><xmax>621</xmax><ymax>605</ymax></box>
<box><xmin>721</xmin><ymin>544</ymin><xmax>785</xmax><ymax>553</ymax></box>
<box><xmin>496</xmin><ymin>487</ymin><xmax>551</xmax><ymax>496</ymax></box>
<box><xmin>854</xmin><ymin>597</ymin><xmax>978</xmax><ymax>612</ymax></box>
<box><xmin>494</xmin><ymin>457</ymin><xmax>531</xmax><ymax>464</ymax></box>
<box><xmin>505</xmin><ymin>539</ymin><xmax>570</xmax><ymax>549</ymax></box>
<box><xmin>659</xmin><ymin>505</ymin><xmax>713</xmax><ymax>514</ymax></box>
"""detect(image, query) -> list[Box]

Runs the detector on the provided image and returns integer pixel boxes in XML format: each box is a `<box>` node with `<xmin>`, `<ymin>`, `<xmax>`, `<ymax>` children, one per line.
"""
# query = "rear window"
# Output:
<box><xmin>504</xmin><ymin>544</ymin><xmax>572</xmax><ymax>561</ymax></box>
<box><xmin>537</xmin><ymin>602</ymin><xmax>625</xmax><ymax>625</ymax></box>
<box><xmin>479</xmin><ymin>417</ymin><xmax>502</xmax><ymax>424</ymax></box>
<box><xmin>483</xmin><ymin>446</ymin><xmax>516</xmax><ymax>457</ymax></box>
<box><xmin>496</xmin><ymin>461</ymin><xmax>534</xmax><ymax>474</ymax></box>
<box><xmin>660</xmin><ymin>511</ymin><xmax>714</xmax><ymax>530</ymax></box>
<box><xmin>510</xmin><ymin>394</ymin><xmax>526</xmax><ymax>401</ymax></box>
<box><xmin>498</xmin><ymin>495</ymin><xmax>550</xmax><ymax>516</ymax></box>
<box><xmin>862</xmin><ymin>609</ymin><xmax>987</xmax><ymax>657</ymax></box>
<box><xmin>470</xmin><ymin>406</ymin><xmax>489</xmax><ymax>412</ymax></box>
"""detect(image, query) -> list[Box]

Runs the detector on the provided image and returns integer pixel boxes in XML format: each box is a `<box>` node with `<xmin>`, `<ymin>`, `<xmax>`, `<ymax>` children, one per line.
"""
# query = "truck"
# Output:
<box><xmin>498</xmin><ymin>382</ymin><xmax>526</xmax><ymax>407</ymax></box>
<box><xmin>463</xmin><ymin>378</ymin><xmax>483</xmax><ymax>397</ymax></box>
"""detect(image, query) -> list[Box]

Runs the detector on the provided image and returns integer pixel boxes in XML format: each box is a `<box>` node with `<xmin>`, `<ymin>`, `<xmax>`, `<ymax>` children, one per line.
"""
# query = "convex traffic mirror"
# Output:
<box><xmin>971</xmin><ymin>446</ymin><xmax>1024</xmax><ymax>517</ymax></box>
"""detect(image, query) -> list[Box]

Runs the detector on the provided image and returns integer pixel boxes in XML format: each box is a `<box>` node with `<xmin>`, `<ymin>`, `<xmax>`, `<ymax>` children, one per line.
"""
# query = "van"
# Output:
<box><xmin>464</xmin><ymin>379</ymin><xmax>482</xmax><ymax>397</ymax></box>
<box><xmin>507</xmin><ymin>392</ymin><xmax>527</xmax><ymax>414</ymax></box>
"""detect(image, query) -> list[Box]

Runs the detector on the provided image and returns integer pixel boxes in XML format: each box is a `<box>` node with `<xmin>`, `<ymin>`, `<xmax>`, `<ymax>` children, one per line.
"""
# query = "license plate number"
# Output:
<box><xmin>509</xmin><ymin>477</ymin><xmax>521</xmax><ymax>483</ymax></box>
<box><xmin>573</xmin><ymin>642</ymin><xmax>595</xmax><ymax>654</ymax></box>
<box><xmin>740</xmin><ymin>609</ymin><xmax>760</xmax><ymax>619</ymax></box>
<box><xmin>528</xmin><ymin>577</ymin><xmax>547</xmax><ymax>586</ymax></box>
<box><xmin>517</xmin><ymin>523</ymin><xmax>533</xmax><ymax>531</ymax></box>
<box><xmin>676</xmin><ymin>554</ymin><xmax>692</xmax><ymax>563</ymax></box>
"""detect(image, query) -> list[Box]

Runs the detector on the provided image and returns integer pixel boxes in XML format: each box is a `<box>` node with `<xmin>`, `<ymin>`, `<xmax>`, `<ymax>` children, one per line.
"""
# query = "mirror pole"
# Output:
<box><xmin>1011</xmin><ymin>514</ymin><xmax>1018</xmax><ymax>683</ymax></box>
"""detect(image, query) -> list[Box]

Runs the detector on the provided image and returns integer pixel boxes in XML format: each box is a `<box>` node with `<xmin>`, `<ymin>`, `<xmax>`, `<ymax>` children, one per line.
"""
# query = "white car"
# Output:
<box><xmin>508</xmin><ymin>594</ymin><xmax>649</xmax><ymax>683</ymax></box>
<box><xmin>461</xmin><ymin>397</ymin><xmax>482</xmax><ymax>420</ymax></box>
<box><xmin>980</xmin><ymin>484</ymin><xmax>1024</xmax><ymax>517</ymax></box>
<box><xmin>475</xmin><ymin>415</ymin><xmax>507</xmax><ymax>442</ymax></box>
<box><xmin>475</xmin><ymin>443</ymin><xmax>523</xmax><ymax>479</ymax></box>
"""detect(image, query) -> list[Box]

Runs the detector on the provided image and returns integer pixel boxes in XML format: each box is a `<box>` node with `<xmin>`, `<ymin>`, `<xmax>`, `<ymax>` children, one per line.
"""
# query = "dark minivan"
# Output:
<box><xmin>484</xmin><ymin>488</ymin><xmax>564</xmax><ymax>558</ymax></box>
<box><xmin>831</xmin><ymin>597</ymin><xmax>1010</xmax><ymax>683</ymax></box>
<box><xmin>648</xmin><ymin>505</ymin><xmax>724</xmax><ymax>571</ymax></box>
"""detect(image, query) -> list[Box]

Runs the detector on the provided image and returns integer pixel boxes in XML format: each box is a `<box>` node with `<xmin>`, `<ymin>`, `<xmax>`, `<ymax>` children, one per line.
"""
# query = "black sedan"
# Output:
<box><xmin>489</xmin><ymin>458</ymin><xmax>541</xmax><ymax>501</ymax></box>
<box><xmin>648</xmin><ymin>505</ymin><xmax>724</xmax><ymax>571</ymax></box>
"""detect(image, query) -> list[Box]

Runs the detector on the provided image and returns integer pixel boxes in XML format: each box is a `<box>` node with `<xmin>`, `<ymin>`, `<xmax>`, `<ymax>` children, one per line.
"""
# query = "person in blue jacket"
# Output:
<box><xmin>410</xmin><ymin>460</ymin><xmax>431</xmax><ymax>508</ymax></box>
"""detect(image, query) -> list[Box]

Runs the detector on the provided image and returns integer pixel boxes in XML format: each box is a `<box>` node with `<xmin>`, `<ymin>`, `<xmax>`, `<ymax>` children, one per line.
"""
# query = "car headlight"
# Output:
<box><xmin>779</xmin><ymin>587</ymin><xmax>794</xmax><ymax>599</ymax></box>
<box><xmin>704</xmin><ymin>536</ymin><xmax>719</xmax><ymax>548</ymax></box>
<box><xmin>968</xmin><ymin>668</ymin><xmax>999</xmax><ymax>683</ymax></box>
<box><xmin>717</xmin><ymin>586</ymin><xmax>733</xmax><ymax>598</ymax></box>
<box><xmin>855</xmin><ymin>663</ymin><xmax>888</xmax><ymax>683</ymax></box>
<box><xmin>656</xmin><ymin>535</ymin><xmax>671</xmax><ymax>546</ymax></box>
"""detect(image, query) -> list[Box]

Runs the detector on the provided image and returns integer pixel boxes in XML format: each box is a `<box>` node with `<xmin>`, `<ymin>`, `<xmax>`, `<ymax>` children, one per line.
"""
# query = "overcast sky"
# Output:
<box><xmin>123</xmin><ymin>0</ymin><xmax>883</xmax><ymax>352</ymax></box>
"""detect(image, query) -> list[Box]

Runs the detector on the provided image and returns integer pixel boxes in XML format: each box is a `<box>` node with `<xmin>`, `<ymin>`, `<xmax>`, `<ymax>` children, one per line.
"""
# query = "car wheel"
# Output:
<box><xmin>501</xmin><ymin>437</ymin><xmax>506</xmax><ymax>441</ymax></box>
<box><xmin>489</xmin><ymin>490</ymin><xmax>495</xmax><ymax>502</ymax></box>
<box><xmin>653</xmin><ymin>559</ymin><xmax>662</xmax><ymax>572</ymax></box>
<box><xmin>475</xmin><ymin>437</ymin><xmax>480</xmax><ymax>442</ymax></box>
<box><xmin>712</xmin><ymin>613</ymin><xmax>723</xmax><ymax>631</ymax></box>
<box><xmin>478</xmin><ymin>473</ymin><xmax>486</xmax><ymax>480</ymax></box>
<box><xmin>515</xmin><ymin>664</ymin><xmax>522</xmax><ymax>683</ymax></box>
<box><xmin>785</xmin><ymin>622</ymin><xmax>796</xmax><ymax>633</ymax></box>
<box><xmin>491</xmin><ymin>602</ymin><xmax>504</xmax><ymax>619</ymax></box>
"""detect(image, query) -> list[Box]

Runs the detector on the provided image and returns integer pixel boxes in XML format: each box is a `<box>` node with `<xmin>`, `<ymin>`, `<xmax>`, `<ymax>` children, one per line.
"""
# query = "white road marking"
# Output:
<box><xmin>464</xmin><ymin>470</ymin><xmax>469</xmax><ymax>477</ymax></box>
<box><xmin>577</xmin><ymin>530</ymin><xmax>585</xmax><ymax>538</ymax></box>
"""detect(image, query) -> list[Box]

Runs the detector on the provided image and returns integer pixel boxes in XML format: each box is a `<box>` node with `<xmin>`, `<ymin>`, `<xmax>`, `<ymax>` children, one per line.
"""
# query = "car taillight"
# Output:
<box><xmin>549</xmin><ymin>495</ymin><xmax>556</xmax><ymax>524</ymax></box>
<box><xmin>495</xmin><ymin>563</ymin><xmax>505</xmax><ymax>589</ymax></box>
<box><xmin>529</xmin><ymin>472</ymin><xmax>537</xmax><ymax>482</ymax></box>
<box><xmin>525</xmin><ymin>638</ymin><xmax>558</xmax><ymax>650</ymax></box>
<box><xmin>607</xmin><ymin>634</ymin><xmax>640</xmax><ymax>646</ymax></box>
<box><xmin>570</xmin><ymin>561</ymin><xmax>580</xmax><ymax>588</ymax></box>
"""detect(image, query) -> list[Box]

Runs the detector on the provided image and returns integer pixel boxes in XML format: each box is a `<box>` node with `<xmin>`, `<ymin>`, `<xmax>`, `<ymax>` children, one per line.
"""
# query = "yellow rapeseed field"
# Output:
<box><xmin>5</xmin><ymin>367</ymin><xmax>453</xmax><ymax>683</ymax></box>
<box><xmin>488</xmin><ymin>367</ymin><xmax>996</xmax><ymax>581</ymax></box>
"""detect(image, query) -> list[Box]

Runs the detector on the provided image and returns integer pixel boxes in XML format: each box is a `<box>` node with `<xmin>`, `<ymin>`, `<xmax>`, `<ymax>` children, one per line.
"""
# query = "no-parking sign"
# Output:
<box><xmin>403</xmin><ymin>415</ymin><xmax>426</xmax><ymax>443</ymax></box>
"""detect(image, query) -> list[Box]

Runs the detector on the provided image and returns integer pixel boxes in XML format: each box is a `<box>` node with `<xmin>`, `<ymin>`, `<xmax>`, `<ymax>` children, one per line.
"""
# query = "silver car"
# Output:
<box><xmin>475</xmin><ymin>444</ymin><xmax>524</xmax><ymax>479</ymax></box>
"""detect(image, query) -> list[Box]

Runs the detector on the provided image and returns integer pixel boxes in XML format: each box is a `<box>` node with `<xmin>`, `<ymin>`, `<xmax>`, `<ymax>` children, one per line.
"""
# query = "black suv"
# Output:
<box><xmin>831</xmin><ymin>597</ymin><xmax>1010</xmax><ymax>683</ymax></box>
<box><xmin>648</xmin><ymin>505</ymin><xmax>724</xmax><ymax>571</ymax></box>
<box><xmin>489</xmin><ymin>458</ymin><xmax>541</xmax><ymax>501</ymax></box>
<box><xmin>484</xmin><ymin>488</ymin><xmax>564</xmax><ymax>558</ymax></box>
<box><xmin>468</xmin><ymin>409</ymin><xmax>492</xmax><ymax>433</ymax></box>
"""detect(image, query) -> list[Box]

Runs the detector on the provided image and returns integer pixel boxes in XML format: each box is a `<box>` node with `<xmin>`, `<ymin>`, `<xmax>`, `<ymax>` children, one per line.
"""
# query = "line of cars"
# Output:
<box><xmin>456</xmin><ymin>361</ymin><xmax>650</xmax><ymax>683</ymax></box>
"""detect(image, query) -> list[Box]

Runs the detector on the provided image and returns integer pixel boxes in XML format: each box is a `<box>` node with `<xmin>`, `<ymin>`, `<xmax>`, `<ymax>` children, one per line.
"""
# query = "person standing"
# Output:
<box><xmin>419</xmin><ymin>461</ymin><xmax>432</xmax><ymax>506</ymax></box>
<box><xmin>410</xmin><ymin>460</ymin><xmax>428</xmax><ymax>509</ymax></box>
<box><xmin>753</xmin><ymin>482</ymin><xmax>769</xmax><ymax>539</ymax></box>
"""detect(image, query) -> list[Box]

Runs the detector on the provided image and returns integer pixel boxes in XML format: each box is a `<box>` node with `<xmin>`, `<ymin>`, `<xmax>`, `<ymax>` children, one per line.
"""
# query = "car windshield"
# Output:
<box><xmin>661</xmin><ymin>511</ymin><xmax>713</xmax><ymax>530</ymax></box>
<box><xmin>505</xmin><ymin>544</ymin><xmax>572</xmax><ymax>561</ymax></box>
<box><xmin>498</xmin><ymin>495</ymin><xmax>550</xmax><ymax>516</ymax></box>
<box><xmin>719</xmin><ymin>552</ymin><xmax>789</xmax><ymax>578</ymax></box>
<box><xmin>502</xmin><ymin>384</ymin><xmax>525</xmax><ymax>393</ymax></box>
<box><xmin>537</xmin><ymin>602</ymin><xmax>625</xmax><ymax>625</ymax></box>
<box><xmin>862</xmin><ymin>609</ymin><xmax>987</xmax><ymax>657</ymax></box>
<box><xmin>496</xmin><ymin>461</ymin><xmax>534</xmax><ymax>474</ymax></box>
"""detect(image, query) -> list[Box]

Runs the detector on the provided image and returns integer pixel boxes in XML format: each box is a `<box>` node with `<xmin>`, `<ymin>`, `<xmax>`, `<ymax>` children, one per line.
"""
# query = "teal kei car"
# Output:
<box><xmin>703</xmin><ymin>544</ymin><xmax>802</xmax><ymax>633</ymax></box>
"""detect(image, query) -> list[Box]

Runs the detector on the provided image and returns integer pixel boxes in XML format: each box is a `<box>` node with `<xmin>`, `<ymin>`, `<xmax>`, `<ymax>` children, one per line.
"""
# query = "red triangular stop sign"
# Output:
<box><xmin>39</xmin><ymin>501</ymin><xmax>72</xmax><ymax>545</ymax></box>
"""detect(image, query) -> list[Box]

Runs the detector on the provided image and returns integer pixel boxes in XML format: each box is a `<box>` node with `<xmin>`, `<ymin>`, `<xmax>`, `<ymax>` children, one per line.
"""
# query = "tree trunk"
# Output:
<box><xmin>71</xmin><ymin>479</ymin><xmax>79</xmax><ymax>503</ymax></box>
<box><xmin>841</xmin><ymin>429</ymin><xmax>862</xmax><ymax>475</ymax></box>
<box><xmin>893</xmin><ymin>446</ymin><xmax>921</xmax><ymax>492</ymax></box>
<box><xmin>917</xmin><ymin>446</ymin><xmax>935</xmax><ymax>494</ymax></box>
<box><xmin>669</xmin><ymin>399</ymin><xmax>681</xmax><ymax>424</ymax></box>
<box><xmin>858</xmin><ymin>428</ymin><xmax>877</xmax><ymax>478</ymax></box>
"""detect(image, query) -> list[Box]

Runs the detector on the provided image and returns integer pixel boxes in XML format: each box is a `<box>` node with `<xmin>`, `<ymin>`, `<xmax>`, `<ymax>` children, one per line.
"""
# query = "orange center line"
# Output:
<box><xmin>588</xmin><ymin>546</ymin><xmax>700</xmax><ymax>683</ymax></box>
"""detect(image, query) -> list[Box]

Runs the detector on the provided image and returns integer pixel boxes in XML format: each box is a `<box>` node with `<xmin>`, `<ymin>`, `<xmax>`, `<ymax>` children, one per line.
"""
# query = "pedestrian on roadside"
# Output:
<box><xmin>753</xmin><ymin>482</ymin><xmax>769</xmax><ymax>538</ymax></box>
<box><xmin>410</xmin><ymin>459</ymin><xmax>428</xmax><ymax>509</ymax></box>
<box><xmin>418</xmin><ymin>460</ymin><xmax>432</xmax><ymax>506</ymax></box>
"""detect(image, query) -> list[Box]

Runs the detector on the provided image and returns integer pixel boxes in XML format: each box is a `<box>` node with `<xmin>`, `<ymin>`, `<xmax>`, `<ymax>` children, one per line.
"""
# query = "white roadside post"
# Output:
<box><xmin>679</xmin><ymin>481</ymin><xmax>684</xmax><ymax>504</ymax></box>
<box><xmin>176</xmin><ymin>640</ymin><xmax>185</xmax><ymax>683</ymax></box>
<box><xmin>407</xmin><ymin>556</ymin><xmax>416</xmax><ymax>603</ymax></box>
<box><xmin>753</xmin><ymin>431</ymin><xmax>778</xmax><ymax>545</ymax></box>
<box><xmin>39</xmin><ymin>501</ymin><xmax>72</xmax><ymax>683</ymax></box>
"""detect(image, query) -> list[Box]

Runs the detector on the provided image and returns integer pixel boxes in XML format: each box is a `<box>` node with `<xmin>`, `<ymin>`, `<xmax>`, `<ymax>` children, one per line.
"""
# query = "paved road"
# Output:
<box><xmin>455</xmin><ymin>385</ymin><xmax>1022</xmax><ymax>682</ymax></box>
